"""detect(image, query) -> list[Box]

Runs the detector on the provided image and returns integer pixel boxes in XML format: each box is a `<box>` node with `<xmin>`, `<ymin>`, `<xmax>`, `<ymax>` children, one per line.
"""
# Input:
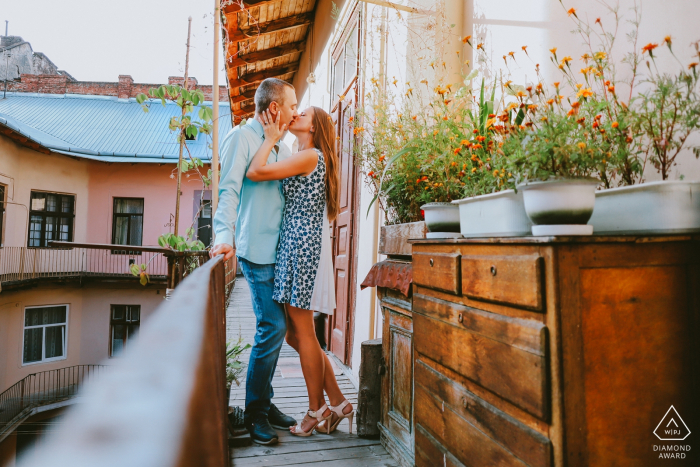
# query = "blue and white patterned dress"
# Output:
<box><xmin>273</xmin><ymin>148</ymin><xmax>336</xmax><ymax>314</ymax></box>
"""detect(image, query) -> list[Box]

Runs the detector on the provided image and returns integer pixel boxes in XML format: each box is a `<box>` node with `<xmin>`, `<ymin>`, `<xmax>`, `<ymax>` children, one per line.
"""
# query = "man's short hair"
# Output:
<box><xmin>254</xmin><ymin>78</ymin><xmax>295</xmax><ymax>113</ymax></box>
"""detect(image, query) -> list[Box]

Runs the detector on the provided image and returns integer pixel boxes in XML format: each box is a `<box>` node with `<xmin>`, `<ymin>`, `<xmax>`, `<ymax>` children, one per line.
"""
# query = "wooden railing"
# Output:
<box><xmin>16</xmin><ymin>255</ymin><xmax>230</xmax><ymax>467</ymax></box>
<box><xmin>0</xmin><ymin>365</ymin><xmax>108</xmax><ymax>442</ymax></box>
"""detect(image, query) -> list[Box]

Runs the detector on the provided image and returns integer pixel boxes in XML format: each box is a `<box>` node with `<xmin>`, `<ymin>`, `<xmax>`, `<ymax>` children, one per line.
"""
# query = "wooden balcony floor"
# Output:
<box><xmin>227</xmin><ymin>279</ymin><xmax>398</xmax><ymax>467</ymax></box>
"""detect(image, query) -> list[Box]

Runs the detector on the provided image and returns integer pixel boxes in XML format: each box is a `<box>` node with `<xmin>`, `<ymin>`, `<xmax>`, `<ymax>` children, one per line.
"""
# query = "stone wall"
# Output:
<box><xmin>0</xmin><ymin>36</ymin><xmax>63</xmax><ymax>81</ymax></box>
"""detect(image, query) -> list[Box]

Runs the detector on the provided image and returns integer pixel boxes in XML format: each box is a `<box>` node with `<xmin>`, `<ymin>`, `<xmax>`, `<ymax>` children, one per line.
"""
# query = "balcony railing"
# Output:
<box><xmin>15</xmin><ymin>256</ymin><xmax>229</xmax><ymax>467</ymax></box>
<box><xmin>0</xmin><ymin>242</ymin><xmax>235</xmax><ymax>297</ymax></box>
<box><xmin>0</xmin><ymin>365</ymin><xmax>108</xmax><ymax>442</ymax></box>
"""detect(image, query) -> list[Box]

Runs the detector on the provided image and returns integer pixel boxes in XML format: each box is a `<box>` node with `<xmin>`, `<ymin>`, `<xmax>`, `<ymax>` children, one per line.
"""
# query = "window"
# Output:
<box><xmin>0</xmin><ymin>184</ymin><xmax>5</xmax><ymax>246</ymax></box>
<box><xmin>23</xmin><ymin>305</ymin><xmax>68</xmax><ymax>365</ymax></box>
<box><xmin>112</xmin><ymin>198</ymin><xmax>144</xmax><ymax>254</ymax></box>
<box><xmin>110</xmin><ymin>305</ymin><xmax>140</xmax><ymax>357</ymax></box>
<box><xmin>330</xmin><ymin>16</ymin><xmax>360</xmax><ymax>108</ymax></box>
<box><xmin>197</xmin><ymin>200</ymin><xmax>212</xmax><ymax>247</ymax></box>
<box><xmin>28</xmin><ymin>191</ymin><xmax>75</xmax><ymax>247</ymax></box>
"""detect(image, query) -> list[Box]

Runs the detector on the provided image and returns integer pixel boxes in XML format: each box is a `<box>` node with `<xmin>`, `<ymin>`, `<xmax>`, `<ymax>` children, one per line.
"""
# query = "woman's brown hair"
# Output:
<box><xmin>310</xmin><ymin>106</ymin><xmax>340</xmax><ymax>221</ymax></box>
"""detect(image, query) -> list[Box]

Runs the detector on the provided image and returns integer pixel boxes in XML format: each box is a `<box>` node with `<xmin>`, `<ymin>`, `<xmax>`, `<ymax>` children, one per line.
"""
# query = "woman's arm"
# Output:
<box><xmin>247</xmin><ymin>110</ymin><xmax>318</xmax><ymax>182</ymax></box>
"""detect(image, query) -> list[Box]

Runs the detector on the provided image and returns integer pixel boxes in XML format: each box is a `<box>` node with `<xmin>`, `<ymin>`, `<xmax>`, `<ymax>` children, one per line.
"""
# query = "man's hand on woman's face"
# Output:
<box><xmin>259</xmin><ymin>109</ymin><xmax>287</xmax><ymax>142</ymax></box>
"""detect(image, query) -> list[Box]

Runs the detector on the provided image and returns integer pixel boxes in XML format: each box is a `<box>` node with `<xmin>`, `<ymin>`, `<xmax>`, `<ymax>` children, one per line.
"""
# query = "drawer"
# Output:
<box><xmin>415</xmin><ymin>384</ymin><xmax>534</xmax><ymax>467</ymax></box>
<box><xmin>413</xmin><ymin>294</ymin><xmax>549</xmax><ymax>420</ymax></box>
<box><xmin>413</xmin><ymin>252</ymin><xmax>461</xmax><ymax>295</ymax></box>
<box><xmin>415</xmin><ymin>359</ymin><xmax>551</xmax><ymax>467</ymax></box>
<box><xmin>462</xmin><ymin>254</ymin><xmax>544</xmax><ymax>311</ymax></box>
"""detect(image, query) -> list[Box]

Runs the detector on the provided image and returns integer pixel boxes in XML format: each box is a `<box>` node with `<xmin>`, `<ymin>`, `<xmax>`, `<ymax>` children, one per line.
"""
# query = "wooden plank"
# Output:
<box><xmin>414</xmin><ymin>385</ymin><xmax>529</xmax><ymax>467</ymax></box>
<box><xmin>461</xmin><ymin>254</ymin><xmax>544</xmax><ymax>311</ymax></box>
<box><xmin>413</xmin><ymin>252</ymin><xmax>461</xmax><ymax>295</ymax></box>
<box><xmin>227</xmin><ymin>11</ymin><xmax>314</xmax><ymax>43</ymax></box>
<box><xmin>379</xmin><ymin>221</ymin><xmax>427</xmax><ymax>256</ymax></box>
<box><xmin>415</xmin><ymin>425</ymin><xmax>465</xmax><ymax>467</ymax></box>
<box><xmin>228</xmin><ymin>40</ymin><xmax>306</xmax><ymax>67</ymax></box>
<box><xmin>228</xmin><ymin>64</ymin><xmax>299</xmax><ymax>88</ymax></box>
<box><xmin>232</xmin><ymin>437</ymin><xmax>381</xmax><ymax>458</ymax></box>
<box><xmin>415</xmin><ymin>360</ymin><xmax>551</xmax><ymax>467</ymax></box>
<box><xmin>413</xmin><ymin>293</ymin><xmax>546</xmax><ymax>356</ymax></box>
<box><xmin>413</xmin><ymin>313</ymin><xmax>549</xmax><ymax>420</ymax></box>
<box><xmin>233</xmin><ymin>445</ymin><xmax>388</xmax><ymax>466</ymax></box>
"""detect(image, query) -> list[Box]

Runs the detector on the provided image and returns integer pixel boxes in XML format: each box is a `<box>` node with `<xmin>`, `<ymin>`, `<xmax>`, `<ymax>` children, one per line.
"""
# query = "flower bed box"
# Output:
<box><xmin>379</xmin><ymin>221</ymin><xmax>428</xmax><ymax>257</ymax></box>
<box><xmin>589</xmin><ymin>181</ymin><xmax>700</xmax><ymax>235</ymax></box>
<box><xmin>452</xmin><ymin>190</ymin><xmax>532</xmax><ymax>237</ymax></box>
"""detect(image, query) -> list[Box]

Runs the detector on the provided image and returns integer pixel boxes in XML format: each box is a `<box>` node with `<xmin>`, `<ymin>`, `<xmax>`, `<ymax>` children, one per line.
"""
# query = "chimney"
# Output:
<box><xmin>118</xmin><ymin>75</ymin><xmax>134</xmax><ymax>99</ymax></box>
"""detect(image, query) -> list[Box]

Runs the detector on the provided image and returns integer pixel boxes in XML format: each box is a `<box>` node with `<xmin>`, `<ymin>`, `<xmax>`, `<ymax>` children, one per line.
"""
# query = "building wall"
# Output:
<box><xmin>0</xmin><ymin>38</ymin><xmax>61</xmax><ymax>82</ymax></box>
<box><xmin>0</xmin><ymin>285</ymin><xmax>163</xmax><ymax>392</ymax></box>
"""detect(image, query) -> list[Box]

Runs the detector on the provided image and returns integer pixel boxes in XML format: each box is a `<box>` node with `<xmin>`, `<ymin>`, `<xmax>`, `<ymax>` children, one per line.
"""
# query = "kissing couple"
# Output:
<box><xmin>211</xmin><ymin>78</ymin><xmax>354</xmax><ymax>444</ymax></box>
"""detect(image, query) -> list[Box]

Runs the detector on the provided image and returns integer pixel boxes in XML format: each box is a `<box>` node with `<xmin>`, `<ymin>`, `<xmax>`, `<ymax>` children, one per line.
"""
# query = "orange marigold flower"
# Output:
<box><xmin>476</xmin><ymin>136</ymin><xmax>486</xmax><ymax>142</ymax></box>
<box><xmin>471</xmin><ymin>167</ymin><xmax>477</xmax><ymax>173</ymax></box>
<box><xmin>379</xmin><ymin>155</ymin><xmax>386</xmax><ymax>162</ymax></box>
<box><xmin>522</xmin><ymin>45</ymin><xmax>528</xmax><ymax>52</ymax></box>
<box><xmin>433</xmin><ymin>130</ymin><xmax>439</xmax><ymax>136</ymax></box>
<box><xmin>553</xmin><ymin>81</ymin><xmax>560</xmax><ymax>88</ymax></box>
<box><xmin>612</xmin><ymin>121</ymin><xmax>619</xmax><ymax>128</ymax></box>
<box><xmin>493</xmin><ymin>169</ymin><xmax>500</xmax><ymax>177</ymax></box>
<box><xmin>664</xmin><ymin>36</ymin><xmax>672</xmax><ymax>45</ymax></box>
<box><xmin>462</xmin><ymin>35</ymin><xmax>472</xmax><ymax>43</ymax></box>
<box><xmin>547</xmin><ymin>99</ymin><xmax>554</xmax><ymax>105</ymax></box>
<box><xmin>451</xmin><ymin>161</ymin><xmax>458</xmax><ymax>166</ymax></box>
<box><xmin>576</xmin><ymin>83</ymin><xmax>583</xmax><ymax>89</ymax></box>
<box><xmin>567</xmin><ymin>8</ymin><xmax>577</xmax><ymax>16</ymax></box>
<box><xmin>599</xmin><ymin>128</ymin><xmax>606</xmax><ymax>134</ymax></box>
<box><xmin>608</xmin><ymin>85</ymin><xmax>615</xmax><ymax>93</ymax></box>
<box><xmin>577</xmin><ymin>142</ymin><xmax>586</xmax><ymax>149</ymax></box>
<box><xmin>577</xmin><ymin>117</ymin><xmax>586</xmax><ymax>124</ymax></box>
<box><xmin>348</xmin><ymin>116</ymin><xmax>354</xmax><ymax>122</ymax></box>
<box><xmin>689</xmin><ymin>62</ymin><xmax>699</xmax><ymax>70</ymax></box>
<box><xmin>550</xmin><ymin>47</ymin><xmax>557</xmax><ymax>54</ymax></box>
<box><xmin>477</xmin><ymin>43</ymin><xmax>484</xmax><ymax>50</ymax></box>
<box><xmin>595</xmin><ymin>17</ymin><xmax>601</xmax><ymax>25</ymax></box>
<box><xmin>516</xmin><ymin>90</ymin><xmax>528</xmax><ymax>98</ymax></box>
<box><xmin>453</xmin><ymin>148</ymin><xmax>461</xmax><ymax>155</ymax></box>
<box><xmin>488</xmin><ymin>113</ymin><xmax>496</xmax><ymax>118</ymax></box>
<box><xmin>594</xmin><ymin>51</ymin><xmax>607</xmax><ymax>60</ymax></box>
<box><xmin>571</xmin><ymin>101</ymin><xmax>581</xmax><ymax>108</ymax></box>
<box><xmin>581</xmin><ymin>53</ymin><xmax>591</xmax><ymax>62</ymax></box>
<box><xmin>577</xmin><ymin>87</ymin><xmax>594</xmax><ymax>98</ymax></box>
<box><xmin>460</xmin><ymin>139</ymin><xmax>469</xmax><ymax>145</ymax></box>
<box><xmin>642</xmin><ymin>43</ymin><xmax>658</xmax><ymax>54</ymax></box>
<box><xmin>592</xmin><ymin>121</ymin><xmax>599</xmax><ymax>129</ymax></box>
<box><xmin>473</xmin><ymin>129</ymin><xmax>479</xmax><ymax>134</ymax></box>
<box><xmin>472</xmin><ymin>144</ymin><xmax>483</xmax><ymax>149</ymax></box>
<box><xmin>412</xmin><ymin>115</ymin><xmax>417</xmax><ymax>120</ymax></box>
<box><xmin>367</xmin><ymin>171</ymin><xmax>374</xmax><ymax>177</ymax></box>
<box><xmin>443</xmin><ymin>116</ymin><xmax>448</xmax><ymax>120</ymax></box>
<box><xmin>421</xmin><ymin>175</ymin><xmax>428</xmax><ymax>181</ymax></box>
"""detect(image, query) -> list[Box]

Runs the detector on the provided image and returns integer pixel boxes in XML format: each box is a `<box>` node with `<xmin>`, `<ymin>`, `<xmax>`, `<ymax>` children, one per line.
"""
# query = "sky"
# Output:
<box><xmin>1</xmin><ymin>0</ymin><xmax>227</xmax><ymax>85</ymax></box>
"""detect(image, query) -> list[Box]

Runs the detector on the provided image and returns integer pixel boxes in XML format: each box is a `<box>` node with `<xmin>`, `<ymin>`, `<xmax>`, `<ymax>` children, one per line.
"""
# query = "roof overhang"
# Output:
<box><xmin>221</xmin><ymin>0</ymin><xmax>322</xmax><ymax>122</ymax></box>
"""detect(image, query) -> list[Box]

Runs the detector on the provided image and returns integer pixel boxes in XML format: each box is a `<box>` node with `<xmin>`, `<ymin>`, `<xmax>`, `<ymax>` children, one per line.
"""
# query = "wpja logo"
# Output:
<box><xmin>653</xmin><ymin>405</ymin><xmax>692</xmax><ymax>460</ymax></box>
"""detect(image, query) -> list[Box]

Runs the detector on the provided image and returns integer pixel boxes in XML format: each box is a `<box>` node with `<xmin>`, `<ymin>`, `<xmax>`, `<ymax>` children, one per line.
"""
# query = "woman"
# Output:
<box><xmin>246</xmin><ymin>106</ymin><xmax>355</xmax><ymax>436</ymax></box>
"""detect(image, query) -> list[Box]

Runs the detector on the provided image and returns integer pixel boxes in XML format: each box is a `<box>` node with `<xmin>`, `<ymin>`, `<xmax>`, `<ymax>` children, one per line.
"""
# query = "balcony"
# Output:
<box><xmin>0</xmin><ymin>242</ymin><xmax>215</xmax><ymax>291</ymax></box>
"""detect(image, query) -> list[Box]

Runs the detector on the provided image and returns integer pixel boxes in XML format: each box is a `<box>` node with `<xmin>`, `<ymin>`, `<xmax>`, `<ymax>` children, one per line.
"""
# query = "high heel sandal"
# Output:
<box><xmin>290</xmin><ymin>404</ymin><xmax>332</xmax><ymax>437</ymax></box>
<box><xmin>317</xmin><ymin>400</ymin><xmax>355</xmax><ymax>434</ymax></box>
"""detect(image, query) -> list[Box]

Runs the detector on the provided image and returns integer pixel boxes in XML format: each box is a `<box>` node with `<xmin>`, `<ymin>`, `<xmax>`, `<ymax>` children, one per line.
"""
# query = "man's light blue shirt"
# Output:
<box><xmin>213</xmin><ymin>118</ymin><xmax>290</xmax><ymax>265</ymax></box>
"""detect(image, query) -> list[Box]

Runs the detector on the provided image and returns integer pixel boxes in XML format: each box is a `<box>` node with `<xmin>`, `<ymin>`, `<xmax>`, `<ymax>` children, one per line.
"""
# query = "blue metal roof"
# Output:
<box><xmin>0</xmin><ymin>92</ymin><xmax>233</xmax><ymax>163</ymax></box>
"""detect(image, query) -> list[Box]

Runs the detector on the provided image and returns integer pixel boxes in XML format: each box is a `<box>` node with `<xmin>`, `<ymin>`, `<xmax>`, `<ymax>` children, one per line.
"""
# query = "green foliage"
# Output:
<box><xmin>226</xmin><ymin>337</ymin><xmax>252</xmax><ymax>388</ymax></box>
<box><xmin>129</xmin><ymin>263</ymin><xmax>150</xmax><ymax>286</ymax></box>
<box><xmin>158</xmin><ymin>231</ymin><xmax>206</xmax><ymax>252</ymax></box>
<box><xmin>330</xmin><ymin>1</ymin><xmax>341</xmax><ymax>21</ymax></box>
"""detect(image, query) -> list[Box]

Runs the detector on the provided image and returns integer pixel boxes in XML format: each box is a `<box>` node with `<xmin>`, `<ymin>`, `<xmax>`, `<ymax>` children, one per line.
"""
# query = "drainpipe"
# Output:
<box><xmin>368</xmin><ymin>5</ymin><xmax>388</xmax><ymax>340</ymax></box>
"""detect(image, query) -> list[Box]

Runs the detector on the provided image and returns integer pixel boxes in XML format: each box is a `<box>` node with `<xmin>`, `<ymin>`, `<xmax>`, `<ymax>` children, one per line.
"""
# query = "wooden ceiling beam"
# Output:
<box><xmin>229</xmin><ymin>89</ymin><xmax>256</xmax><ymax>104</ymax></box>
<box><xmin>222</xmin><ymin>0</ymin><xmax>281</xmax><ymax>15</ymax></box>
<box><xmin>227</xmin><ymin>40</ymin><xmax>305</xmax><ymax>68</ymax></box>
<box><xmin>226</xmin><ymin>11</ymin><xmax>314</xmax><ymax>43</ymax></box>
<box><xmin>227</xmin><ymin>63</ymin><xmax>299</xmax><ymax>88</ymax></box>
<box><xmin>232</xmin><ymin>104</ymin><xmax>256</xmax><ymax>116</ymax></box>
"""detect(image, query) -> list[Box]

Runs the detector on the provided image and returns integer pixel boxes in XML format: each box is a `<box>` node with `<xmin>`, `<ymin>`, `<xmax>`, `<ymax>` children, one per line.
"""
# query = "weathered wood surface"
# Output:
<box><xmin>461</xmin><ymin>254</ymin><xmax>544</xmax><ymax>311</ymax></box>
<box><xmin>412</xmin><ymin>237</ymin><xmax>700</xmax><ymax>467</ymax></box>
<box><xmin>412</xmin><ymin>252</ymin><xmax>461</xmax><ymax>295</ymax></box>
<box><xmin>357</xmin><ymin>339</ymin><xmax>382</xmax><ymax>438</ymax></box>
<box><xmin>379</xmin><ymin>222</ymin><xmax>427</xmax><ymax>257</ymax></box>
<box><xmin>227</xmin><ymin>280</ymin><xmax>399</xmax><ymax>466</ymax></box>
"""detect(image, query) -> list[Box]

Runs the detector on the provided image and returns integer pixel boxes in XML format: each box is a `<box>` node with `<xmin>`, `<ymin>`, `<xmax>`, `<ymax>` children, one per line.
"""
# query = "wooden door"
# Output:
<box><xmin>329</xmin><ymin>11</ymin><xmax>361</xmax><ymax>363</ymax></box>
<box><xmin>330</xmin><ymin>94</ymin><xmax>357</xmax><ymax>363</ymax></box>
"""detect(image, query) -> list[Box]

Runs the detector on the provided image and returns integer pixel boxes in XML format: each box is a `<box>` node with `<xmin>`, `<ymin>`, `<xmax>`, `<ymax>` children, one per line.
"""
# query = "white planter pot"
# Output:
<box><xmin>420</xmin><ymin>203</ymin><xmax>461</xmax><ymax>236</ymax></box>
<box><xmin>452</xmin><ymin>190</ymin><xmax>532</xmax><ymax>237</ymax></box>
<box><xmin>589</xmin><ymin>180</ymin><xmax>700</xmax><ymax>234</ymax></box>
<box><xmin>519</xmin><ymin>179</ymin><xmax>599</xmax><ymax>236</ymax></box>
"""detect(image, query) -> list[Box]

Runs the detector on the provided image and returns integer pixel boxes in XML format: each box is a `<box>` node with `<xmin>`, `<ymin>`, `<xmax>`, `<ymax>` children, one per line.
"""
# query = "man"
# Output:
<box><xmin>211</xmin><ymin>78</ymin><xmax>298</xmax><ymax>445</ymax></box>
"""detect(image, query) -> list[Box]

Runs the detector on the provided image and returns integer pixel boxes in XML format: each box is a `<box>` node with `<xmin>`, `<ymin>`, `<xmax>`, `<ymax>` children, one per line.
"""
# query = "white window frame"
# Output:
<box><xmin>22</xmin><ymin>304</ymin><xmax>69</xmax><ymax>366</ymax></box>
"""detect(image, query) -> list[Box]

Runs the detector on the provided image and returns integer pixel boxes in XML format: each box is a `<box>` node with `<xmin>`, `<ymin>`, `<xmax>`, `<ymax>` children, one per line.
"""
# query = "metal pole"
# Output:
<box><xmin>212</xmin><ymin>0</ymin><xmax>221</xmax><ymax>225</ymax></box>
<box><xmin>174</xmin><ymin>17</ymin><xmax>193</xmax><ymax>237</ymax></box>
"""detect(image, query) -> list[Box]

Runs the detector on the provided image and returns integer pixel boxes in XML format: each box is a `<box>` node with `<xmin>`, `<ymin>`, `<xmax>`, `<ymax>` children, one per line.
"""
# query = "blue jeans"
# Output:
<box><xmin>238</xmin><ymin>257</ymin><xmax>287</xmax><ymax>417</ymax></box>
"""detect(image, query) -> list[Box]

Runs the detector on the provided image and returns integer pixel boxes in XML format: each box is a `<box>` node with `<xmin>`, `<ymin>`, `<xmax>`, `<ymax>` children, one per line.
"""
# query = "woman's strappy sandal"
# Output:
<box><xmin>316</xmin><ymin>400</ymin><xmax>355</xmax><ymax>434</ymax></box>
<box><xmin>290</xmin><ymin>404</ymin><xmax>332</xmax><ymax>437</ymax></box>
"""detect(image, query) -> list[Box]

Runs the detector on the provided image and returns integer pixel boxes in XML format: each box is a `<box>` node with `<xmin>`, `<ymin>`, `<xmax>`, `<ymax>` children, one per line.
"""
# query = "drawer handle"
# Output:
<box><xmin>430</xmin><ymin>258</ymin><xmax>434</xmax><ymax>267</ymax></box>
<box><xmin>458</xmin><ymin>313</ymin><xmax>463</xmax><ymax>323</ymax></box>
<box><xmin>462</xmin><ymin>397</ymin><xmax>470</xmax><ymax>410</ymax></box>
<box><xmin>490</xmin><ymin>265</ymin><xmax>497</xmax><ymax>276</ymax></box>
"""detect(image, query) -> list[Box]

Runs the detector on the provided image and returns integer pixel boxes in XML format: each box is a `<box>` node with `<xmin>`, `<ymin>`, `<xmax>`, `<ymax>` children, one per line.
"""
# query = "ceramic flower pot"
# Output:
<box><xmin>452</xmin><ymin>189</ymin><xmax>532</xmax><ymax>237</ymax></box>
<box><xmin>589</xmin><ymin>180</ymin><xmax>700</xmax><ymax>234</ymax></box>
<box><xmin>420</xmin><ymin>203</ymin><xmax>461</xmax><ymax>238</ymax></box>
<box><xmin>518</xmin><ymin>179</ymin><xmax>599</xmax><ymax>235</ymax></box>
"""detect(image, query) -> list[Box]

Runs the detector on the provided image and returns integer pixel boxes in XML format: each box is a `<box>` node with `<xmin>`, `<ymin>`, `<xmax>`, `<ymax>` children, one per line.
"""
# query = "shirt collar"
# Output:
<box><xmin>247</xmin><ymin>117</ymin><xmax>282</xmax><ymax>145</ymax></box>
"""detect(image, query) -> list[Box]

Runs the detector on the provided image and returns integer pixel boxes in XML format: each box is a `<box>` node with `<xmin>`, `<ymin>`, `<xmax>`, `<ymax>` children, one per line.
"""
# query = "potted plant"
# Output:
<box><xmin>588</xmin><ymin>39</ymin><xmax>700</xmax><ymax>234</ymax></box>
<box><xmin>225</xmin><ymin>337</ymin><xmax>251</xmax><ymax>406</ymax></box>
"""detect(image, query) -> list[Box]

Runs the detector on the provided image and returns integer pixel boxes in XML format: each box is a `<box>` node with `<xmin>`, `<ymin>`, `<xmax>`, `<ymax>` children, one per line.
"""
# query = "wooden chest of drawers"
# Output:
<box><xmin>411</xmin><ymin>236</ymin><xmax>699</xmax><ymax>467</ymax></box>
